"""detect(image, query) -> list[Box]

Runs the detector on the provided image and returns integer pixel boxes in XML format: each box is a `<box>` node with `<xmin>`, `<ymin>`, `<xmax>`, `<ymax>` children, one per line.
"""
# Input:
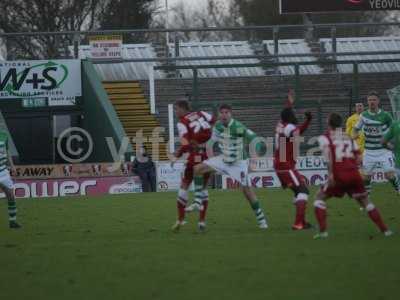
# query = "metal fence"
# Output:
<box><xmin>153</xmin><ymin>58</ymin><xmax>400</xmax><ymax>105</ymax></box>
<box><xmin>1</xmin><ymin>22</ymin><xmax>400</xmax><ymax>60</ymax></box>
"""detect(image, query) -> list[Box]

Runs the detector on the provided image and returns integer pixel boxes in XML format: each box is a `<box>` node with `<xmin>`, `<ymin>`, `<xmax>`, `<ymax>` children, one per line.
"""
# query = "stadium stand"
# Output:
<box><xmin>79</xmin><ymin>36</ymin><xmax>400</xmax><ymax>80</ymax></box>
<box><xmin>78</xmin><ymin>45</ymin><xmax>169</xmax><ymax>159</ymax></box>
<box><xmin>322</xmin><ymin>36</ymin><xmax>400</xmax><ymax>73</ymax></box>
<box><xmin>168</xmin><ymin>41</ymin><xmax>265</xmax><ymax>77</ymax></box>
<box><xmin>78</xmin><ymin>44</ymin><xmax>165</xmax><ymax>80</ymax></box>
<box><xmin>77</xmin><ymin>36</ymin><xmax>400</xmax><ymax>155</ymax></box>
<box><xmin>262</xmin><ymin>39</ymin><xmax>323</xmax><ymax>75</ymax></box>
<box><xmin>102</xmin><ymin>81</ymin><xmax>169</xmax><ymax>160</ymax></box>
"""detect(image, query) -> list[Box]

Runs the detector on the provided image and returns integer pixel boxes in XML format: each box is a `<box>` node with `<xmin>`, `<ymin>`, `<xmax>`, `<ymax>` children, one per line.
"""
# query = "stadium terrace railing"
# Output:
<box><xmin>151</xmin><ymin>58</ymin><xmax>400</xmax><ymax>113</ymax></box>
<box><xmin>88</xmin><ymin>50</ymin><xmax>400</xmax><ymax>64</ymax></box>
<box><xmin>1</xmin><ymin>22</ymin><xmax>400</xmax><ymax>60</ymax></box>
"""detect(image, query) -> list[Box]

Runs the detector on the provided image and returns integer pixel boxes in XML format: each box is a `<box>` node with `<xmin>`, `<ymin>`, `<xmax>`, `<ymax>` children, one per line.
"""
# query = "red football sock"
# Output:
<box><xmin>294</xmin><ymin>200</ymin><xmax>307</xmax><ymax>225</ymax></box>
<box><xmin>199</xmin><ymin>200</ymin><xmax>209</xmax><ymax>222</ymax></box>
<box><xmin>177</xmin><ymin>201</ymin><xmax>186</xmax><ymax>222</ymax></box>
<box><xmin>315</xmin><ymin>206</ymin><xmax>327</xmax><ymax>232</ymax></box>
<box><xmin>367</xmin><ymin>207</ymin><xmax>388</xmax><ymax>232</ymax></box>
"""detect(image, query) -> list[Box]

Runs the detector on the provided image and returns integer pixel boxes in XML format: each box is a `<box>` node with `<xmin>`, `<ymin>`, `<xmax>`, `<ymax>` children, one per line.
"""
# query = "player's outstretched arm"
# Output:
<box><xmin>352</xmin><ymin>128</ymin><xmax>360</xmax><ymax>139</ymax></box>
<box><xmin>243</xmin><ymin>124</ymin><xmax>259</xmax><ymax>146</ymax></box>
<box><xmin>298</xmin><ymin>111</ymin><xmax>312</xmax><ymax>134</ymax></box>
<box><xmin>206</xmin><ymin>127</ymin><xmax>220</xmax><ymax>155</ymax></box>
<box><xmin>287</xmin><ymin>89</ymin><xmax>295</xmax><ymax>105</ymax></box>
<box><xmin>351</xmin><ymin>140</ymin><xmax>363</xmax><ymax>166</ymax></box>
<box><xmin>284</xmin><ymin>89</ymin><xmax>295</xmax><ymax>108</ymax></box>
<box><xmin>7</xmin><ymin>152</ymin><xmax>15</xmax><ymax>176</ymax></box>
<box><xmin>318</xmin><ymin>136</ymin><xmax>334</xmax><ymax>185</ymax></box>
<box><xmin>381</xmin><ymin>137</ymin><xmax>395</xmax><ymax>151</ymax></box>
<box><xmin>345</xmin><ymin>116</ymin><xmax>353</xmax><ymax>137</ymax></box>
<box><xmin>352</xmin><ymin>117</ymin><xmax>364</xmax><ymax>139</ymax></box>
<box><xmin>174</xmin><ymin>122</ymin><xmax>192</xmax><ymax>160</ymax></box>
<box><xmin>175</xmin><ymin>138</ymin><xmax>190</xmax><ymax>157</ymax></box>
<box><xmin>382</xmin><ymin>124</ymin><xmax>395</xmax><ymax>150</ymax></box>
<box><xmin>244</xmin><ymin>126</ymin><xmax>265</xmax><ymax>157</ymax></box>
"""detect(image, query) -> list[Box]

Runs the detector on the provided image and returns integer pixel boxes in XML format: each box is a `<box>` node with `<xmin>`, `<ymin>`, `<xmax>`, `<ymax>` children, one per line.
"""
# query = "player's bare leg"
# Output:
<box><xmin>193</xmin><ymin>163</ymin><xmax>215</xmax><ymax>177</ymax></box>
<box><xmin>172</xmin><ymin>180</ymin><xmax>190</xmax><ymax>232</ymax></box>
<box><xmin>313</xmin><ymin>189</ymin><xmax>329</xmax><ymax>239</ymax></box>
<box><xmin>290</xmin><ymin>185</ymin><xmax>312</xmax><ymax>230</ymax></box>
<box><xmin>358</xmin><ymin>196</ymin><xmax>393</xmax><ymax>236</ymax></box>
<box><xmin>314</xmin><ymin>189</ymin><xmax>392</xmax><ymax>238</ymax></box>
<box><xmin>197</xmin><ymin>173</ymin><xmax>211</xmax><ymax>232</ymax></box>
<box><xmin>354</xmin><ymin>170</ymin><xmax>368</xmax><ymax>210</ymax></box>
<box><xmin>242</xmin><ymin>186</ymin><xmax>268</xmax><ymax>229</ymax></box>
<box><xmin>0</xmin><ymin>183</ymin><xmax>20</xmax><ymax>229</ymax></box>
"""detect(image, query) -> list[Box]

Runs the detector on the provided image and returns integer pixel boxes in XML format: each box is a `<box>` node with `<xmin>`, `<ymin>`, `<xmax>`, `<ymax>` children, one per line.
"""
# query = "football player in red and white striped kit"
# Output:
<box><xmin>313</xmin><ymin>113</ymin><xmax>392</xmax><ymax>239</ymax></box>
<box><xmin>171</xmin><ymin>100</ymin><xmax>215</xmax><ymax>232</ymax></box>
<box><xmin>274</xmin><ymin>90</ymin><xmax>313</xmax><ymax>230</ymax></box>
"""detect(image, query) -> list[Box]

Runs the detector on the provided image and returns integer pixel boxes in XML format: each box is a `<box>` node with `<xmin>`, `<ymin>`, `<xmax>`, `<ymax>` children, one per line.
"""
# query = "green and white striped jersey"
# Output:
<box><xmin>355</xmin><ymin>109</ymin><xmax>392</xmax><ymax>152</ymax></box>
<box><xmin>384</xmin><ymin>120</ymin><xmax>400</xmax><ymax>168</ymax></box>
<box><xmin>211</xmin><ymin>118</ymin><xmax>258</xmax><ymax>163</ymax></box>
<box><xmin>0</xmin><ymin>131</ymin><xmax>9</xmax><ymax>173</ymax></box>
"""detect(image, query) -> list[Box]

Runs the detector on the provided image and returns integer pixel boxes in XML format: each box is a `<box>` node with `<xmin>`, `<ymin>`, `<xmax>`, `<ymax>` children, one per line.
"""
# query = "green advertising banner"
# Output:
<box><xmin>22</xmin><ymin>97</ymin><xmax>47</xmax><ymax>108</ymax></box>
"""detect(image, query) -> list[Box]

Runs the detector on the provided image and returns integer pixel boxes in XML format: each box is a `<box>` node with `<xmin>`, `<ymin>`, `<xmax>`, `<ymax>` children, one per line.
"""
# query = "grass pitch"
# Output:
<box><xmin>0</xmin><ymin>184</ymin><xmax>399</xmax><ymax>300</ymax></box>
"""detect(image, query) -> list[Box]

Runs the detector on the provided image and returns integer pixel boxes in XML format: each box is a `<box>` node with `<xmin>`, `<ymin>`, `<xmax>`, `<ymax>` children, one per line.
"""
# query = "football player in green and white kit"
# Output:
<box><xmin>382</xmin><ymin>119</ymin><xmax>400</xmax><ymax>183</ymax></box>
<box><xmin>194</xmin><ymin>104</ymin><xmax>268</xmax><ymax>229</ymax></box>
<box><xmin>352</xmin><ymin>91</ymin><xmax>400</xmax><ymax>196</ymax></box>
<box><xmin>0</xmin><ymin>130</ymin><xmax>20</xmax><ymax>229</ymax></box>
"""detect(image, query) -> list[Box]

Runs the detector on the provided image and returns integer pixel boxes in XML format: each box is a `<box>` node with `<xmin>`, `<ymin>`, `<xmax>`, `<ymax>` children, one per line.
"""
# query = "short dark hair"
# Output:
<box><xmin>367</xmin><ymin>90</ymin><xmax>379</xmax><ymax>98</ymax></box>
<box><xmin>219</xmin><ymin>103</ymin><xmax>232</xmax><ymax>111</ymax></box>
<box><xmin>328</xmin><ymin>113</ymin><xmax>342</xmax><ymax>129</ymax></box>
<box><xmin>281</xmin><ymin>107</ymin><xmax>298</xmax><ymax>125</ymax></box>
<box><xmin>175</xmin><ymin>100</ymin><xmax>191</xmax><ymax>111</ymax></box>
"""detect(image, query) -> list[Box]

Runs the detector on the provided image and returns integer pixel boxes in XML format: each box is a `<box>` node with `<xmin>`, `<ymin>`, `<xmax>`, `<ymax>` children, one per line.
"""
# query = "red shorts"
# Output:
<box><xmin>182</xmin><ymin>151</ymin><xmax>208</xmax><ymax>186</ymax></box>
<box><xmin>322</xmin><ymin>172</ymin><xmax>367</xmax><ymax>200</ymax></box>
<box><xmin>275</xmin><ymin>168</ymin><xmax>305</xmax><ymax>189</ymax></box>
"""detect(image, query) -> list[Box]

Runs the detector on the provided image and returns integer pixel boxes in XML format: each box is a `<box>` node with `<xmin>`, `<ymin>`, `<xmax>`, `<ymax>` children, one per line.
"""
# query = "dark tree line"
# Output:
<box><xmin>0</xmin><ymin>0</ymin><xmax>157</xmax><ymax>59</ymax></box>
<box><xmin>0</xmin><ymin>0</ymin><xmax>392</xmax><ymax>59</ymax></box>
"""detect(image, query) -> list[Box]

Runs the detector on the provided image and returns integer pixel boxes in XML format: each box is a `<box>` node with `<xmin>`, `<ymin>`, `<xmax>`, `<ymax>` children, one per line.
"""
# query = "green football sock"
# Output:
<box><xmin>389</xmin><ymin>175</ymin><xmax>400</xmax><ymax>192</ymax></box>
<box><xmin>364</xmin><ymin>178</ymin><xmax>372</xmax><ymax>196</ymax></box>
<box><xmin>250</xmin><ymin>200</ymin><xmax>266</xmax><ymax>224</ymax></box>
<box><xmin>8</xmin><ymin>199</ymin><xmax>17</xmax><ymax>222</ymax></box>
<box><xmin>194</xmin><ymin>176</ymin><xmax>204</xmax><ymax>205</ymax></box>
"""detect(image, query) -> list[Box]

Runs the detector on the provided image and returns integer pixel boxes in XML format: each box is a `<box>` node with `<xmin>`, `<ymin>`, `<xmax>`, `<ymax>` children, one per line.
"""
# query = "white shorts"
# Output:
<box><xmin>0</xmin><ymin>170</ymin><xmax>14</xmax><ymax>190</ymax></box>
<box><xmin>362</xmin><ymin>150</ymin><xmax>395</xmax><ymax>174</ymax></box>
<box><xmin>204</xmin><ymin>156</ymin><xmax>250</xmax><ymax>187</ymax></box>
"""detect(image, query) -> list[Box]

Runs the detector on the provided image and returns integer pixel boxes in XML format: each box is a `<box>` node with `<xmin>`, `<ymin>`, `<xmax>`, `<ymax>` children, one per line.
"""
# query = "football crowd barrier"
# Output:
<box><xmin>3</xmin><ymin>22</ymin><xmax>400</xmax><ymax>61</ymax></box>
<box><xmin>2</xmin><ymin>157</ymin><xmax>387</xmax><ymax>198</ymax></box>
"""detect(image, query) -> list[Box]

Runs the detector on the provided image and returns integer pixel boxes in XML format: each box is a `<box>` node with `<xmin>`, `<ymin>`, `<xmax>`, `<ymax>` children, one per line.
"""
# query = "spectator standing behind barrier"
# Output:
<box><xmin>346</xmin><ymin>102</ymin><xmax>365</xmax><ymax>154</ymax></box>
<box><xmin>132</xmin><ymin>146</ymin><xmax>156</xmax><ymax>192</ymax></box>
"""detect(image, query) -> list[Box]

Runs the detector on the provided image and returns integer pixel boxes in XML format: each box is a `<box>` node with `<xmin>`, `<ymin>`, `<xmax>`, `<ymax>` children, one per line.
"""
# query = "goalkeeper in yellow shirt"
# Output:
<box><xmin>346</xmin><ymin>102</ymin><xmax>365</xmax><ymax>154</ymax></box>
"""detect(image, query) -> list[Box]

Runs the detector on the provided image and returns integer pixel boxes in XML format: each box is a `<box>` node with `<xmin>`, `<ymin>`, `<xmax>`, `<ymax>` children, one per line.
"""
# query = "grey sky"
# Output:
<box><xmin>159</xmin><ymin>0</ymin><xmax>228</xmax><ymax>9</ymax></box>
